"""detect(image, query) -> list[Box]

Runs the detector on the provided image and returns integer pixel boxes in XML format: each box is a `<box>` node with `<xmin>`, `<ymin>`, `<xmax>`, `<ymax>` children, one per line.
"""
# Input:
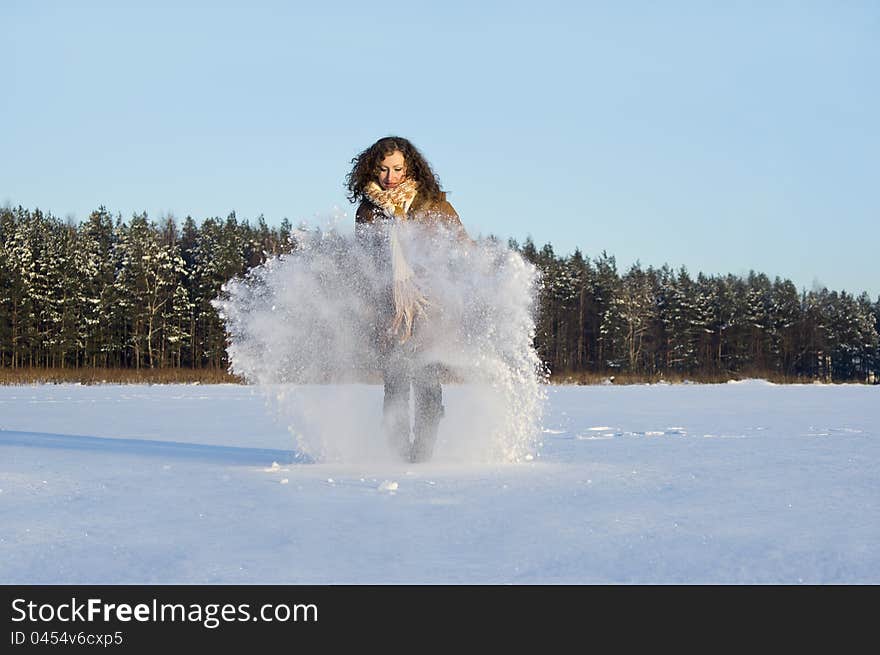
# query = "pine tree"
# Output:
<box><xmin>179</xmin><ymin>216</ymin><xmax>201</xmax><ymax>368</ymax></box>
<box><xmin>15</xmin><ymin>208</ymin><xmax>53</xmax><ymax>366</ymax></box>
<box><xmin>615</xmin><ymin>262</ymin><xmax>657</xmax><ymax>372</ymax></box>
<box><xmin>768</xmin><ymin>277</ymin><xmax>801</xmax><ymax>376</ymax></box>
<box><xmin>659</xmin><ymin>267</ymin><xmax>700</xmax><ymax>372</ymax></box>
<box><xmin>854</xmin><ymin>292</ymin><xmax>879</xmax><ymax>382</ymax></box>
<box><xmin>0</xmin><ymin>207</ymin><xmax>20</xmax><ymax>367</ymax></box>
<box><xmin>594</xmin><ymin>252</ymin><xmax>624</xmax><ymax>370</ymax></box>
<box><xmin>744</xmin><ymin>271</ymin><xmax>773</xmax><ymax>372</ymax></box>
<box><xmin>191</xmin><ymin>214</ymin><xmax>248</xmax><ymax>369</ymax></box>
<box><xmin>76</xmin><ymin>207</ymin><xmax>119</xmax><ymax>367</ymax></box>
<box><xmin>801</xmin><ymin>288</ymin><xmax>829</xmax><ymax>380</ymax></box>
<box><xmin>115</xmin><ymin>213</ymin><xmax>183</xmax><ymax>368</ymax></box>
<box><xmin>44</xmin><ymin>218</ymin><xmax>83</xmax><ymax>368</ymax></box>
<box><xmin>692</xmin><ymin>273</ymin><xmax>721</xmax><ymax>373</ymax></box>
<box><xmin>565</xmin><ymin>249</ymin><xmax>595</xmax><ymax>371</ymax></box>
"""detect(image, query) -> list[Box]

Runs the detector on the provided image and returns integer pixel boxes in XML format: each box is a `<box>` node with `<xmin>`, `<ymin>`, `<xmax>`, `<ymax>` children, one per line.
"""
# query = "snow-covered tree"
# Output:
<box><xmin>744</xmin><ymin>271</ymin><xmax>773</xmax><ymax>371</ymax></box>
<box><xmin>75</xmin><ymin>207</ymin><xmax>120</xmax><ymax>367</ymax></box>
<box><xmin>768</xmin><ymin>277</ymin><xmax>802</xmax><ymax>375</ymax></box>
<box><xmin>190</xmin><ymin>214</ymin><xmax>248</xmax><ymax>368</ymax></box>
<box><xmin>594</xmin><ymin>251</ymin><xmax>624</xmax><ymax>370</ymax></box>
<box><xmin>115</xmin><ymin>213</ymin><xmax>185</xmax><ymax>368</ymax></box>
<box><xmin>658</xmin><ymin>267</ymin><xmax>700</xmax><ymax>372</ymax></box>
<box><xmin>614</xmin><ymin>262</ymin><xmax>657</xmax><ymax>372</ymax></box>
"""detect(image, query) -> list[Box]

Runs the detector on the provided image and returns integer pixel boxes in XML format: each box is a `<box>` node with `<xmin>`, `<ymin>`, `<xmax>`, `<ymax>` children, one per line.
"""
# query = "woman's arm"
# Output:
<box><xmin>435</xmin><ymin>199</ymin><xmax>475</xmax><ymax>245</ymax></box>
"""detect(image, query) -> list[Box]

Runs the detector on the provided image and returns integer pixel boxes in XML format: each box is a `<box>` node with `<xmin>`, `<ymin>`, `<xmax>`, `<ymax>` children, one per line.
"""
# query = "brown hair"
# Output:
<box><xmin>345</xmin><ymin>136</ymin><xmax>443</xmax><ymax>204</ymax></box>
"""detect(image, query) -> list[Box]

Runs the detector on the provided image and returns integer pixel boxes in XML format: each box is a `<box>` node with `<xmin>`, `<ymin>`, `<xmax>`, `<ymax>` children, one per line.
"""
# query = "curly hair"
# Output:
<box><xmin>345</xmin><ymin>136</ymin><xmax>443</xmax><ymax>204</ymax></box>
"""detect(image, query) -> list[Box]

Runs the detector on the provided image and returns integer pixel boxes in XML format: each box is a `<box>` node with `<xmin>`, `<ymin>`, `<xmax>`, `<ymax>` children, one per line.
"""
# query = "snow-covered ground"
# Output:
<box><xmin>1</xmin><ymin>381</ymin><xmax>877</xmax><ymax>584</ymax></box>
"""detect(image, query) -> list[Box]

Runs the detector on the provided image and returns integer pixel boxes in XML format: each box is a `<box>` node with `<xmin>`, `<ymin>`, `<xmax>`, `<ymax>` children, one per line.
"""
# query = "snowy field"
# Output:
<box><xmin>1</xmin><ymin>380</ymin><xmax>877</xmax><ymax>584</ymax></box>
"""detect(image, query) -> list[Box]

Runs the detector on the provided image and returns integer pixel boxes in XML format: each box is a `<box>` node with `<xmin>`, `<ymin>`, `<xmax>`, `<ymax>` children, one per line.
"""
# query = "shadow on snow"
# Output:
<box><xmin>0</xmin><ymin>430</ymin><xmax>310</xmax><ymax>465</ymax></box>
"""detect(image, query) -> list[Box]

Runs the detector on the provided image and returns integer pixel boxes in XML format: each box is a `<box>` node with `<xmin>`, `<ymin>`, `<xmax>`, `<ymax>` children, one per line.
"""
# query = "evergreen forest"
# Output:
<box><xmin>1</xmin><ymin>206</ymin><xmax>878</xmax><ymax>383</ymax></box>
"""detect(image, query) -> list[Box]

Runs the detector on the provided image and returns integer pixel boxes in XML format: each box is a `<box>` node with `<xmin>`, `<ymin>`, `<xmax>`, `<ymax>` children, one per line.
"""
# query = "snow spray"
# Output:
<box><xmin>213</xmin><ymin>219</ymin><xmax>547</xmax><ymax>464</ymax></box>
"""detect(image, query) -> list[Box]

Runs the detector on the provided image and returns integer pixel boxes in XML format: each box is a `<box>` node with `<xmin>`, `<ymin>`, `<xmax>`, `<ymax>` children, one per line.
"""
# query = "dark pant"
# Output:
<box><xmin>383</xmin><ymin>359</ymin><xmax>444</xmax><ymax>462</ymax></box>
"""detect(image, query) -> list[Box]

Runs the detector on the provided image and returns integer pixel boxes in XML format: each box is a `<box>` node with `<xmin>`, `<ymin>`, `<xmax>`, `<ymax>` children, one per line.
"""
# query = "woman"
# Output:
<box><xmin>346</xmin><ymin>136</ymin><xmax>469</xmax><ymax>463</ymax></box>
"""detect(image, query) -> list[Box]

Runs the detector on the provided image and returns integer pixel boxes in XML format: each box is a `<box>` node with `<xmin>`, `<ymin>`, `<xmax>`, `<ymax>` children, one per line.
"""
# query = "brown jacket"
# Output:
<box><xmin>355</xmin><ymin>191</ymin><xmax>467</xmax><ymax>238</ymax></box>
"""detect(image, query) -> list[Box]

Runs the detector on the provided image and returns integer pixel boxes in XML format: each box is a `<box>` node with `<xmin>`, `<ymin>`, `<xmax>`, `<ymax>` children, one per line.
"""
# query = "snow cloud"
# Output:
<box><xmin>214</xmin><ymin>222</ymin><xmax>547</xmax><ymax>464</ymax></box>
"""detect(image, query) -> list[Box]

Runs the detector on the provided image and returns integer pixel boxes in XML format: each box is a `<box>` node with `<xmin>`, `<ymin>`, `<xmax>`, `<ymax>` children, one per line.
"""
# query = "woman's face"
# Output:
<box><xmin>377</xmin><ymin>150</ymin><xmax>406</xmax><ymax>190</ymax></box>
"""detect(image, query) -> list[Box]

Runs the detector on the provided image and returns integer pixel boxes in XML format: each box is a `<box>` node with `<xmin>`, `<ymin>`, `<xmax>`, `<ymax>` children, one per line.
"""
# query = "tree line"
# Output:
<box><xmin>1</xmin><ymin>206</ymin><xmax>878</xmax><ymax>382</ymax></box>
<box><xmin>513</xmin><ymin>239</ymin><xmax>879</xmax><ymax>382</ymax></box>
<box><xmin>0</xmin><ymin>206</ymin><xmax>294</xmax><ymax>371</ymax></box>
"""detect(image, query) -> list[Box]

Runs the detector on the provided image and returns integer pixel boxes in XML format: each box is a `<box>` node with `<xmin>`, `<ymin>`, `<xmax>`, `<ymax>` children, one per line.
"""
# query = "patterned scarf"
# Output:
<box><xmin>363</xmin><ymin>178</ymin><xmax>426</xmax><ymax>343</ymax></box>
<box><xmin>364</xmin><ymin>179</ymin><xmax>419</xmax><ymax>219</ymax></box>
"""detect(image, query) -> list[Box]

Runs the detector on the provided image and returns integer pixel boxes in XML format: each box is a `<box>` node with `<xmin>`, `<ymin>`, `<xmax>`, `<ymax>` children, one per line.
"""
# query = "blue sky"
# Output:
<box><xmin>3</xmin><ymin>1</ymin><xmax>878</xmax><ymax>297</ymax></box>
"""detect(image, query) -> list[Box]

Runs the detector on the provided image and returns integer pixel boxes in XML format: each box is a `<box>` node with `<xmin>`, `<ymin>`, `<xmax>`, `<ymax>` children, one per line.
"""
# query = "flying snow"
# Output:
<box><xmin>213</xmin><ymin>221</ymin><xmax>546</xmax><ymax>464</ymax></box>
